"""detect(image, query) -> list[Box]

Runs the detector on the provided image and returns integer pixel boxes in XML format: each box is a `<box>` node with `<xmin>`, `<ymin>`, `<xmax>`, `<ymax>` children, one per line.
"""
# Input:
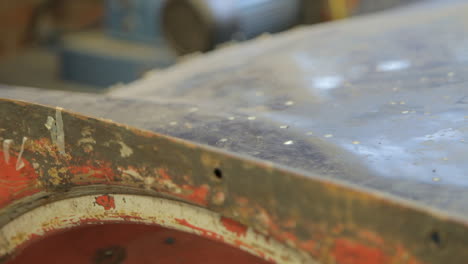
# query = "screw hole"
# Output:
<box><xmin>213</xmin><ymin>168</ymin><xmax>223</xmax><ymax>180</ymax></box>
<box><xmin>164</xmin><ymin>237</ymin><xmax>175</xmax><ymax>245</ymax></box>
<box><xmin>94</xmin><ymin>245</ymin><xmax>126</xmax><ymax>264</ymax></box>
<box><xmin>429</xmin><ymin>231</ymin><xmax>443</xmax><ymax>248</ymax></box>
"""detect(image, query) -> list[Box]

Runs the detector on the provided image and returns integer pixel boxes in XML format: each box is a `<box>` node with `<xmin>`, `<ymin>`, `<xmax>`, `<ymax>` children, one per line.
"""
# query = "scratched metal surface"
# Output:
<box><xmin>1</xmin><ymin>0</ymin><xmax>468</xmax><ymax>219</ymax></box>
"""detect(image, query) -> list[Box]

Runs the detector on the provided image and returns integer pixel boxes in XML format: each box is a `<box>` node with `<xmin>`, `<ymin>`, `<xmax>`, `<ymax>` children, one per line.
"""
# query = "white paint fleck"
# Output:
<box><xmin>280</xmin><ymin>125</ymin><xmax>289</xmax><ymax>129</ymax></box>
<box><xmin>313</xmin><ymin>76</ymin><xmax>343</xmax><ymax>90</ymax></box>
<box><xmin>284</xmin><ymin>101</ymin><xmax>295</xmax><ymax>106</ymax></box>
<box><xmin>144</xmin><ymin>177</ymin><xmax>155</xmax><ymax>189</ymax></box>
<box><xmin>377</xmin><ymin>60</ymin><xmax>410</xmax><ymax>72</ymax></box>
<box><xmin>247</xmin><ymin>116</ymin><xmax>256</xmax><ymax>121</ymax></box>
<box><xmin>401</xmin><ymin>111</ymin><xmax>409</xmax><ymax>114</ymax></box>
<box><xmin>352</xmin><ymin>141</ymin><xmax>360</xmax><ymax>145</ymax></box>
<box><xmin>3</xmin><ymin>139</ymin><xmax>13</xmax><ymax>164</ymax></box>
<box><xmin>44</xmin><ymin>116</ymin><xmax>57</xmax><ymax>145</ymax></box>
<box><xmin>432</xmin><ymin>177</ymin><xmax>440</xmax><ymax>182</ymax></box>
<box><xmin>16</xmin><ymin>137</ymin><xmax>27</xmax><ymax>171</ymax></box>
<box><xmin>324</xmin><ymin>134</ymin><xmax>334</xmax><ymax>138</ymax></box>
<box><xmin>117</xmin><ymin>141</ymin><xmax>133</xmax><ymax>158</ymax></box>
<box><xmin>78</xmin><ymin>137</ymin><xmax>96</xmax><ymax>145</ymax></box>
<box><xmin>169</xmin><ymin>121</ymin><xmax>178</xmax><ymax>126</ymax></box>
<box><xmin>188</xmin><ymin>107</ymin><xmax>199</xmax><ymax>113</ymax></box>
<box><xmin>228</xmin><ymin>117</ymin><xmax>236</xmax><ymax>121</ymax></box>
<box><xmin>399</xmin><ymin>101</ymin><xmax>406</xmax><ymax>105</ymax></box>
<box><xmin>55</xmin><ymin>108</ymin><xmax>65</xmax><ymax>155</ymax></box>
<box><xmin>120</xmin><ymin>168</ymin><xmax>143</xmax><ymax>180</ymax></box>
<box><xmin>219</xmin><ymin>138</ymin><xmax>228</xmax><ymax>142</ymax></box>
<box><xmin>44</xmin><ymin>116</ymin><xmax>55</xmax><ymax>130</ymax></box>
<box><xmin>283</xmin><ymin>140</ymin><xmax>294</xmax><ymax>145</ymax></box>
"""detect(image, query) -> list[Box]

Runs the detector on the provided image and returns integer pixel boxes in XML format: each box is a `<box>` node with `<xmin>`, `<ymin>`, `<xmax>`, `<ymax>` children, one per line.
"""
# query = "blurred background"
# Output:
<box><xmin>0</xmin><ymin>0</ymin><xmax>416</xmax><ymax>92</ymax></box>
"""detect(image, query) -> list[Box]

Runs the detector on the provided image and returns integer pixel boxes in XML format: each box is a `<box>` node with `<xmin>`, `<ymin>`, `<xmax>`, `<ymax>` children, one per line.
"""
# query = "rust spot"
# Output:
<box><xmin>221</xmin><ymin>217</ymin><xmax>247</xmax><ymax>237</ymax></box>
<box><xmin>332</xmin><ymin>238</ymin><xmax>389</xmax><ymax>264</ymax></box>
<box><xmin>95</xmin><ymin>195</ymin><xmax>115</xmax><ymax>210</ymax></box>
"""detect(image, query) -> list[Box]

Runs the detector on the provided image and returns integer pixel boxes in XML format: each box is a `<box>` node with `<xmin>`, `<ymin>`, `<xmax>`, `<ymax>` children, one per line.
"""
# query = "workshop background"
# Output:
<box><xmin>0</xmin><ymin>0</ymin><xmax>416</xmax><ymax>91</ymax></box>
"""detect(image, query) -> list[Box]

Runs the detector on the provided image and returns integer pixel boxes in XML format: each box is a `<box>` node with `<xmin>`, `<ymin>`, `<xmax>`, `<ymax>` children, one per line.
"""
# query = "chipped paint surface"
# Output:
<box><xmin>0</xmin><ymin>140</ymin><xmax>39</xmax><ymax>208</ymax></box>
<box><xmin>55</xmin><ymin>107</ymin><xmax>65</xmax><ymax>155</ymax></box>
<box><xmin>221</xmin><ymin>217</ymin><xmax>248</xmax><ymax>237</ymax></box>
<box><xmin>116</xmin><ymin>141</ymin><xmax>133</xmax><ymax>157</ymax></box>
<box><xmin>95</xmin><ymin>195</ymin><xmax>115</xmax><ymax>210</ymax></box>
<box><xmin>0</xmin><ymin>99</ymin><xmax>464</xmax><ymax>264</ymax></box>
<box><xmin>15</xmin><ymin>137</ymin><xmax>27</xmax><ymax>171</ymax></box>
<box><xmin>0</xmin><ymin>194</ymin><xmax>311</xmax><ymax>263</ymax></box>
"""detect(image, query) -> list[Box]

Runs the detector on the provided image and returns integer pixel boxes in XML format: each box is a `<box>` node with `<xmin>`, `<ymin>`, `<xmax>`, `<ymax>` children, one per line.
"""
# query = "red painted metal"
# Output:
<box><xmin>6</xmin><ymin>223</ymin><xmax>271</xmax><ymax>264</ymax></box>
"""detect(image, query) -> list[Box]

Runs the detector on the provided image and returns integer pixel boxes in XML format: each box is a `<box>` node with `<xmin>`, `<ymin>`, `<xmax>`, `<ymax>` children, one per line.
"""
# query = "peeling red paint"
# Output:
<box><xmin>357</xmin><ymin>230</ymin><xmax>385</xmax><ymax>247</ymax></box>
<box><xmin>221</xmin><ymin>217</ymin><xmax>247</xmax><ymax>237</ymax></box>
<box><xmin>116</xmin><ymin>213</ymin><xmax>144</xmax><ymax>222</ymax></box>
<box><xmin>233</xmin><ymin>239</ymin><xmax>267</xmax><ymax>259</ymax></box>
<box><xmin>0</xmin><ymin>152</ymin><xmax>39</xmax><ymax>207</ymax></box>
<box><xmin>69</xmin><ymin>164</ymin><xmax>115</xmax><ymax>181</ymax></box>
<box><xmin>156</xmin><ymin>169</ymin><xmax>210</xmax><ymax>206</ymax></box>
<box><xmin>173</xmin><ymin>218</ymin><xmax>273</xmax><ymax>262</ymax></box>
<box><xmin>180</xmin><ymin>184</ymin><xmax>210</xmax><ymax>206</ymax></box>
<box><xmin>300</xmin><ymin>240</ymin><xmax>321</xmax><ymax>258</ymax></box>
<box><xmin>95</xmin><ymin>195</ymin><xmax>115</xmax><ymax>210</ymax></box>
<box><xmin>332</xmin><ymin>238</ymin><xmax>389</xmax><ymax>264</ymax></box>
<box><xmin>157</xmin><ymin>168</ymin><xmax>172</xmax><ymax>180</ymax></box>
<box><xmin>175</xmin><ymin>218</ymin><xmax>224</xmax><ymax>241</ymax></box>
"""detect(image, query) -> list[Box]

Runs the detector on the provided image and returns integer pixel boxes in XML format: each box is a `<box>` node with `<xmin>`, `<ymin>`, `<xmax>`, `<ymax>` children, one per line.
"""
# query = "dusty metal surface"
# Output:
<box><xmin>112</xmin><ymin>0</ymin><xmax>468</xmax><ymax>217</ymax></box>
<box><xmin>0</xmin><ymin>0</ymin><xmax>468</xmax><ymax>263</ymax></box>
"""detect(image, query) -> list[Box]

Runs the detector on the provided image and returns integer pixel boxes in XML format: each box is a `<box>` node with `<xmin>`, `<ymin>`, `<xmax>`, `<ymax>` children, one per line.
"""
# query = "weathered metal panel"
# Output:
<box><xmin>0</xmin><ymin>95</ymin><xmax>466</xmax><ymax>263</ymax></box>
<box><xmin>1</xmin><ymin>0</ymin><xmax>468</xmax><ymax>263</ymax></box>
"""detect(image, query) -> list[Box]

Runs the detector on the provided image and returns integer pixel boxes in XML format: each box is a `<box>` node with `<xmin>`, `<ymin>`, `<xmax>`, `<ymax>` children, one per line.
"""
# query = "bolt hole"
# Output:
<box><xmin>94</xmin><ymin>245</ymin><xmax>126</xmax><ymax>264</ymax></box>
<box><xmin>213</xmin><ymin>168</ymin><xmax>223</xmax><ymax>180</ymax></box>
<box><xmin>429</xmin><ymin>231</ymin><xmax>443</xmax><ymax>248</ymax></box>
<box><xmin>165</xmin><ymin>237</ymin><xmax>175</xmax><ymax>245</ymax></box>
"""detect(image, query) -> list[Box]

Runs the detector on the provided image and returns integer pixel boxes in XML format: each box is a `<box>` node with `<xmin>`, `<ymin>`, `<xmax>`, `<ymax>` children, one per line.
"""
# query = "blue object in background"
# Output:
<box><xmin>60</xmin><ymin>0</ymin><xmax>174</xmax><ymax>88</ymax></box>
<box><xmin>60</xmin><ymin>31</ymin><xmax>174</xmax><ymax>87</ymax></box>
<box><xmin>105</xmin><ymin>0</ymin><xmax>166</xmax><ymax>43</ymax></box>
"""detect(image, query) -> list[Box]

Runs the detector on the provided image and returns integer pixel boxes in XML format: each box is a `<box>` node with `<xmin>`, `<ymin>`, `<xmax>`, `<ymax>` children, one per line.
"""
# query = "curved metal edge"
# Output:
<box><xmin>0</xmin><ymin>98</ymin><xmax>467</xmax><ymax>264</ymax></box>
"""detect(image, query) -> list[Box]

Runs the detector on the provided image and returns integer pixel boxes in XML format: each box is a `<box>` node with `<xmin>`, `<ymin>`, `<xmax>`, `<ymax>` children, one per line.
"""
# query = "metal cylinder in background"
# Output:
<box><xmin>162</xmin><ymin>0</ymin><xmax>302</xmax><ymax>54</ymax></box>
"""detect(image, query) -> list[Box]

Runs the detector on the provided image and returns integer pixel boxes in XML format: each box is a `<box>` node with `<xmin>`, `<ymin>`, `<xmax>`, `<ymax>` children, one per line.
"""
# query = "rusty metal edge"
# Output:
<box><xmin>0</xmin><ymin>98</ymin><xmax>467</xmax><ymax>263</ymax></box>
